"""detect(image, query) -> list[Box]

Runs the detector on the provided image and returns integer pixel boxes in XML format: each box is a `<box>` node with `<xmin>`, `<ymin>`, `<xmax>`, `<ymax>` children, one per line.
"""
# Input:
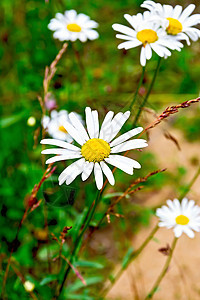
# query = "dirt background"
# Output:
<box><xmin>107</xmin><ymin>118</ymin><xmax>200</xmax><ymax>300</ymax></box>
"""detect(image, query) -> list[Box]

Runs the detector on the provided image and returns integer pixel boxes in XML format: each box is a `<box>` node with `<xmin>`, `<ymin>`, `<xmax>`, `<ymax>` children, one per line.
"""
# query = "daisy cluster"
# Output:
<box><xmin>113</xmin><ymin>1</ymin><xmax>200</xmax><ymax>65</ymax></box>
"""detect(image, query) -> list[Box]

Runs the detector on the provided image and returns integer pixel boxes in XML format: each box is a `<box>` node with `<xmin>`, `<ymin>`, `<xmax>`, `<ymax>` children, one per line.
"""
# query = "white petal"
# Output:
<box><xmin>42</xmin><ymin>116</ymin><xmax>50</xmax><ymax>129</ymax></box>
<box><xmin>46</xmin><ymin>153</ymin><xmax>81</xmax><ymax>164</ymax></box>
<box><xmin>174</xmin><ymin>225</ymin><xmax>183</xmax><ymax>238</ymax></box>
<box><xmin>81</xmin><ymin>161</ymin><xmax>94</xmax><ymax>181</ymax></box>
<box><xmin>85</xmin><ymin>107</ymin><xmax>95</xmax><ymax>139</ymax></box>
<box><xmin>83</xmin><ymin>20</ymin><xmax>98</xmax><ymax>29</ymax></box>
<box><xmin>140</xmin><ymin>46</ymin><xmax>146</xmax><ymax>66</ymax></box>
<box><xmin>62</xmin><ymin>121</ymin><xmax>85</xmax><ymax>146</ymax></box>
<box><xmin>112</xmin><ymin>24</ymin><xmax>136</xmax><ymax>38</ymax></box>
<box><xmin>59</xmin><ymin>158</ymin><xmax>85</xmax><ymax>185</ymax></box>
<box><xmin>94</xmin><ymin>163</ymin><xmax>103</xmax><ymax>190</ymax></box>
<box><xmin>48</xmin><ymin>19</ymin><xmax>65</xmax><ymax>31</ymax></box>
<box><xmin>100</xmin><ymin>161</ymin><xmax>115</xmax><ymax>186</ymax></box>
<box><xmin>110</xmin><ymin>127</ymin><xmax>143</xmax><ymax>147</ymax></box>
<box><xmin>85</xmin><ymin>29</ymin><xmax>99</xmax><ymax>40</ymax></box>
<box><xmin>145</xmin><ymin>44</ymin><xmax>152</xmax><ymax>60</ymax></box>
<box><xmin>106</xmin><ymin>111</ymin><xmax>131</xmax><ymax>142</ymax></box>
<box><xmin>116</xmin><ymin>33</ymin><xmax>136</xmax><ymax>41</ymax></box>
<box><xmin>111</xmin><ymin>139</ymin><xmax>148</xmax><ymax>153</ymax></box>
<box><xmin>99</xmin><ymin>111</ymin><xmax>114</xmax><ymax>140</ymax></box>
<box><xmin>68</xmin><ymin>112</ymin><xmax>89</xmax><ymax>141</ymax></box>
<box><xmin>172</xmin><ymin>5</ymin><xmax>183</xmax><ymax>19</ymax></box>
<box><xmin>41</xmin><ymin>148</ymin><xmax>80</xmax><ymax>155</ymax></box>
<box><xmin>118</xmin><ymin>40</ymin><xmax>141</xmax><ymax>49</ymax></box>
<box><xmin>65</xmin><ymin>9</ymin><xmax>77</xmax><ymax>21</ymax></box>
<box><xmin>124</xmin><ymin>14</ymin><xmax>137</xmax><ymax>30</ymax></box>
<box><xmin>183</xmin><ymin>226</ymin><xmax>195</xmax><ymax>238</ymax></box>
<box><xmin>108</xmin><ymin>154</ymin><xmax>141</xmax><ymax>169</ymax></box>
<box><xmin>78</xmin><ymin>32</ymin><xmax>87</xmax><ymax>42</ymax></box>
<box><xmin>92</xmin><ymin>110</ymin><xmax>99</xmax><ymax>138</ymax></box>
<box><xmin>105</xmin><ymin>155</ymin><xmax>134</xmax><ymax>175</ymax></box>
<box><xmin>179</xmin><ymin>4</ymin><xmax>195</xmax><ymax>23</ymax></box>
<box><xmin>41</xmin><ymin>139</ymin><xmax>80</xmax><ymax>151</ymax></box>
<box><xmin>53</xmin><ymin>29</ymin><xmax>70</xmax><ymax>41</ymax></box>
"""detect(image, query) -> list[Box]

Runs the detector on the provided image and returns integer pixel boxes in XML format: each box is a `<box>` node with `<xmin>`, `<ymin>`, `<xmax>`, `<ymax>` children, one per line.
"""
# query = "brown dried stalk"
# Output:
<box><xmin>143</xmin><ymin>97</ymin><xmax>200</xmax><ymax>132</ymax></box>
<box><xmin>107</xmin><ymin>168</ymin><xmax>166</xmax><ymax>217</ymax></box>
<box><xmin>43</xmin><ymin>43</ymin><xmax>68</xmax><ymax>101</ymax></box>
<box><xmin>61</xmin><ymin>255</ymin><xmax>86</xmax><ymax>286</ymax></box>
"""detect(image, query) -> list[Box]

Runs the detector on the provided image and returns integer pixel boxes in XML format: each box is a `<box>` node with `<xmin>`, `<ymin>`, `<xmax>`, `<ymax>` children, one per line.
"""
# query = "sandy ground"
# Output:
<box><xmin>106</xmin><ymin>119</ymin><xmax>200</xmax><ymax>300</ymax></box>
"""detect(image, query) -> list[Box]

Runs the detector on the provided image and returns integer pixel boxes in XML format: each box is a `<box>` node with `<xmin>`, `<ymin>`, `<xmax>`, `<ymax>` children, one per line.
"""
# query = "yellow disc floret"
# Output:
<box><xmin>166</xmin><ymin>18</ymin><xmax>183</xmax><ymax>35</ymax></box>
<box><xmin>175</xmin><ymin>215</ymin><xmax>189</xmax><ymax>225</ymax></box>
<box><xmin>58</xmin><ymin>125</ymin><xmax>68</xmax><ymax>133</ymax></box>
<box><xmin>67</xmin><ymin>23</ymin><xmax>82</xmax><ymax>32</ymax></box>
<box><xmin>137</xmin><ymin>29</ymin><xmax>158</xmax><ymax>45</ymax></box>
<box><xmin>81</xmin><ymin>138</ymin><xmax>111</xmax><ymax>163</ymax></box>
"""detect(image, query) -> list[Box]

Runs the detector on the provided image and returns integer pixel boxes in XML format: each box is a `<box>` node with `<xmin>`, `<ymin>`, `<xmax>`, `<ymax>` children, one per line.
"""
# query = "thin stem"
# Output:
<box><xmin>129</xmin><ymin>66</ymin><xmax>145</xmax><ymax>112</ymax></box>
<box><xmin>133</xmin><ymin>57</ymin><xmax>162</xmax><ymax>126</ymax></box>
<box><xmin>145</xmin><ymin>237</ymin><xmax>178</xmax><ymax>299</ymax></box>
<box><xmin>55</xmin><ymin>190</ymin><xmax>101</xmax><ymax>299</ymax></box>
<box><xmin>102</xmin><ymin>224</ymin><xmax>159</xmax><ymax>297</ymax></box>
<box><xmin>179</xmin><ymin>166</ymin><xmax>200</xmax><ymax>200</ymax></box>
<box><xmin>71</xmin><ymin>42</ymin><xmax>85</xmax><ymax>73</ymax></box>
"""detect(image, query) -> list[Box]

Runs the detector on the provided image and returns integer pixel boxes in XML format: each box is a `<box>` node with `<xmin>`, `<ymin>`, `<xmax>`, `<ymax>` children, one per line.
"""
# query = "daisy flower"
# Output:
<box><xmin>41</xmin><ymin>107</ymin><xmax>148</xmax><ymax>190</ymax></box>
<box><xmin>112</xmin><ymin>12</ymin><xmax>183</xmax><ymax>66</ymax></box>
<box><xmin>42</xmin><ymin>110</ymin><xmax>83</xmax><ymax>142</ymax></box>
<box><xmin>141</xmin><ymin>1</ymin><xmax>200</xmax><ymax>45</ymax></box>
<box><xmin>156</xmin><ymin>198</ymin><xmax>200</xmax><ymax>238</ymax></box>
<box><xmin>48</xmin><ymin>10</ymin><xmax>99</xmax><ymax>42</ymax></box>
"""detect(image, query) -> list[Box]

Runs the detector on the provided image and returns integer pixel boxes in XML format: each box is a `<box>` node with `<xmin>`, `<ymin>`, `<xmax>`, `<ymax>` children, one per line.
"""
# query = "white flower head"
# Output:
<box><xmin>112</xmin><ymin>11</ymin><xmax>183</xmax><ymax>66</ymax></box>
<box><xmin>141</xmin><ymin>1</ymin><xmax>200</xmax><ymax>45</ymax></box>
<box><xmin>42</xmin><ymin>110</ymin><xmax>83</xmax><ymax>142</ymax></box>
<box><xmin>48</xmin><ymin>10</ymin><xmax>99</xmax><ymax>42</ymax></box>
<box><xmin>24</xmin><ymin>281</ymin><xmax>35</xmax><ymax>292</ymax></box>
<box><xmin>41</xmin><ymin>107</ymin><xmax>148</xmax><ymax>190</ymax></box>
<box><xmin>156</xmin><ymin>198</ymin><xmax>200</xmax><ymax>238</ymax></box>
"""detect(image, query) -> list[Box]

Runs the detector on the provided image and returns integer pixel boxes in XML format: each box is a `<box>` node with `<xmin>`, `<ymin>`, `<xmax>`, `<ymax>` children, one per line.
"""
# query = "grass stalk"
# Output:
<box><xmin>133</xmin><ymin>57</ymin><xmax>162</xmax><ymax>126</ymax></box>
<box><xmin>145</xmin><ymin>237</ymin><xmax>178</xmax><ymax>299</ymax></box>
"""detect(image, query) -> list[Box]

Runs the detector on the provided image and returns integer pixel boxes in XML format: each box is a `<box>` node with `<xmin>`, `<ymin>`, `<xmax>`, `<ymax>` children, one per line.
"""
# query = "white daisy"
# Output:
<box><xmin>48</xmin><ymin>10</ymin><xmax>99</xmax><ymax>42</ymax></box>
<box><xmin>112</xmin><ymin>12</ymin><xmax>183</xmax><ymax>66</ymax></box>
<box><xmin>41</xmin><ymin>107</ymin><xmax>148</xmax><ymax>190</ymax></box>
<box><xmin>141</xmin><ymin>1</ymin><xmax>200</xmax><ymax>45</ymax></box>
<box><xmin>42</xmin><ymin>110</ymin><xmax>83</xmax><ymax>142</ymax></box>
<box><xmin>156</xmin><ymin>198</ymin><xmax>200</xmax><ymax>238</ymax></box>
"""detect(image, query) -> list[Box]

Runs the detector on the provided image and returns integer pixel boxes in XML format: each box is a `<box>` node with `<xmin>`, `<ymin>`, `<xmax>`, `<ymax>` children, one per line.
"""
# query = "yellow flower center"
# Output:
<box><xmin>58</xmin><ymin>125</ymin><xmax>68</xmax><ymax>133</ymax></box>
<box><xmin>67</xmin><ymin>23</ymin><xmax>82</xmax><ymax>32</ymax></box>
<box><xmin>81</xmin><ymin>138</ymin><xmax>111</xmax><ymax>163</ymax></box>
<box><xmin>175</xmin><ymin>215</ymin><xmax>189</xmax><ymax>225</ymax></box>
<box><xmin>166</xmin><ymin>18</ymin><xmax>183</xmax><ymax>35</ymax></box>
<box><xmin>137</xmin><ymin>29</ymin><xmax>158</xmax><ymax>45</ymax></box>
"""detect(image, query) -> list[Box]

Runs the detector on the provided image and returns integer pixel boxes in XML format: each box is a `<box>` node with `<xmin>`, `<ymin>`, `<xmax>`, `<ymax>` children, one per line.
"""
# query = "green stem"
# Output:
<box><xmin>133</xmin><ymin>57</ymin><xmax>162</xmax><ymax>126</ymax></box>
<box><xmin>145</xmin><ymin>237</ymin><xmax>178</xmax><ymax>299</ymax></box>
<box><xmin>129</xmin><ymin>66</ymin><xmax>145</xmax><ymax>112</ymax></box>
<box><xmin>179</xmin><ymin>166</ymin><xmax>200</xmax><ymax>200</ymax></box>
<box><xmin>56</xmin><ymin>190</ymin><xmax>101</xmax><ymax>299</ymax></box>
<box><xmin>102</xmin><ymin>224</ymin><xmax>159</xmax><ymax>297</ymax></box>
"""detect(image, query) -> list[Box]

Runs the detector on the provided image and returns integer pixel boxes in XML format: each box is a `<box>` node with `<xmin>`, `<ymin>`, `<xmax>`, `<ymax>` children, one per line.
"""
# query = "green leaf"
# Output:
<box><xmin>75</xmin><ymin>260</ymin><xmax>104</xmax><ymax>269</ymax></box>
<box><xmin>40</xmin><ymin>275</ymin><xmax>58</xmax><ymax>286</ymax></box>
<box><xmin>122</xmin><ymin>247</ymin><xmax>134</xmax><ymax>269</ymax></box>
<box><xmin>103</xmin><ymin>193</ymin><xmax>130</xmax><ymax>199</ymax></box>
<box><xmin>0</xmin><ymin>111</ymin><xmax>27</xmax><ymax>128</ymax></box>
<box><xmin>66</xmin><ymin>276</ymin><xmax>103</xmax><ymax>293</ymax></box>
<box><xmin>65</xmin><ymin>294</ymin><xmax>94</xmax><ymax>300</ymax></box>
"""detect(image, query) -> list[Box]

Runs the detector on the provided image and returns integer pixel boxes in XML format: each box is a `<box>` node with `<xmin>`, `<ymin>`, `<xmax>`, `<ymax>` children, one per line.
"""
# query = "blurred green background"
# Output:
<box><xmin>1</xmin><ymin>0</ymin><xmax>200</xmax><ymax>299</ymax></box>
